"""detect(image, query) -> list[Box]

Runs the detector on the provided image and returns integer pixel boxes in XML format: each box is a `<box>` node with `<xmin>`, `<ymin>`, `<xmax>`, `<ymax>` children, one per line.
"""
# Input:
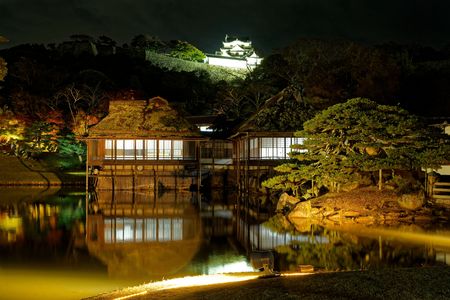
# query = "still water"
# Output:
<box><xmin>1</xmin><ymin>188</ymin><xmax>449</xmax><ymax>299</ymax></box>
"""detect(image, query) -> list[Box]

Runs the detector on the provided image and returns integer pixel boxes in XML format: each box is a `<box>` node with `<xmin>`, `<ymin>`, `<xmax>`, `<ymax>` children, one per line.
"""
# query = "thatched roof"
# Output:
<box><xmin>89</xmin><ymin>96</ymin><xmax>201</xmax><ymax>138</ymax></box>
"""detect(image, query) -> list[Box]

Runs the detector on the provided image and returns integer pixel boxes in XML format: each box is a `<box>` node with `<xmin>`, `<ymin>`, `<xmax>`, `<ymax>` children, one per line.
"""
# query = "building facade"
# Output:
<box><xmin>86</xmin><ymin>97</ymin><xmax>206</xmax><ymax>191</ymax></box>
<box><xmin>205</xmin><ymin>34</ymin><xmax>263</xmax><ymax>69</ymax></box>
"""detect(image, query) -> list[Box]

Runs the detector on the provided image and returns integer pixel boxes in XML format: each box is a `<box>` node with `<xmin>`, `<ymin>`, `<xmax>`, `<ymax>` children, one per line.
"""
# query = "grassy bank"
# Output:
<box><xmin>92</xmin><ymin>266</ymin><xmax>450</xmax><ymax>299</ymax></box>
<box><xmin>0</xmin><ymin>153</ymin><xmax>85</xmax><ymax>186</ymax></box>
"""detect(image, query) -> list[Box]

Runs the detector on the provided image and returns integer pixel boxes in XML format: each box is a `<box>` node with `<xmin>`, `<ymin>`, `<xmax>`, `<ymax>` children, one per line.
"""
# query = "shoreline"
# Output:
<box><xmin>278</xmin><ymin>188</ymin><xmax>450</xmax><ymax>229</ymax></box>
<box><xmin>0</xmin><ymin>153</ymin><xmax>85</xmax><ymax>187</ymax></box>
<box><xmin>89</xmin><ymin>266</ymin><xmax>450</xmax><ymax>299</ymax></box>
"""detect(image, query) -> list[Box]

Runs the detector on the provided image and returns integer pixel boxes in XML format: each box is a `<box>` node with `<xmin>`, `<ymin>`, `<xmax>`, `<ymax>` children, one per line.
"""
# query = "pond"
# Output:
<box><xmin>1</xmin><ymin>188</ymin><xmax>449</xmax><ymax>299</ymax></box>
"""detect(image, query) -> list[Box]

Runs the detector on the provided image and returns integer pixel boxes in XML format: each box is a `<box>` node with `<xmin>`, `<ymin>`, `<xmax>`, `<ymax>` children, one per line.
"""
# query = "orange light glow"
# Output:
<box><xmin>156</xmin><ymin>274</ymin><xmax>259</xmax><ymax>290</ymax></box>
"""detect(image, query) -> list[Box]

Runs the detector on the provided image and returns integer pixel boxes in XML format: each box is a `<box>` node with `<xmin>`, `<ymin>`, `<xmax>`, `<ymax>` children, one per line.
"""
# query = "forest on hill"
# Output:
<box><xmin>0</xmin><ymin>34</ymin><xmax>450</xmax><ymax>167</ymax></box>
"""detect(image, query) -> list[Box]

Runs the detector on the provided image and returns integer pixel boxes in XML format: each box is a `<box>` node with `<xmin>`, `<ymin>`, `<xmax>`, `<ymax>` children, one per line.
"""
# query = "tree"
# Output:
<box><xmin>0</xmin><ymin>35</ymin><xmax>7</xmax><ymax>81</ymax></box>
<box><xmin>167</xmin><ymin>40</ymin><xmax>206</xmax><ymax>62</ymax></box>
<box><xmin>251</xmin><ymin>39</ymin><xmax>401</xmax><ymax>109</ymax></box>
<box><xmin>130</xmin><ymin>34</ymin><xmax>164</xmax><ymax>51</ymax></box>
<box><xmin>263</xmin><ymin>98</ymin><xmax>450</xmax><ymax>197</ymax></box>
<box><xmin>69</xmin><ymin>34</ymin><xmax>94</xmax><ymax>42</ymax></box>
<box><xmin>57</xmin><ymin>133</ymin><xmax>86</xmax><ymax>167</ymax></box>
<box><xmin>0</xmin><ymin>57</ymin><xmax>6</xmax><ymax>81</ymax></box>
<box><xmin>54</xmin><ymin>84</ymin><xmax>84</xmax><ymax>124</ymax></box>
<box><xmin>0</xmin><ymin>106</ymin><xmax>26</xmax><ymax>154</ymax></box>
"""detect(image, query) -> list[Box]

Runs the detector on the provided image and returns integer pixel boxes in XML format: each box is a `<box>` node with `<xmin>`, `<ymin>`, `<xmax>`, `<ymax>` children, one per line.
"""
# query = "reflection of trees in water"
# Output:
<box><xmin>275</xmin><ymin>228</ymin><xmax>438</xmax><ymax>271</ymax></box>
<box><xmin>0</xmin><ymin>192</ymin><xmax>86</xmax><ymax>262</ymax></box>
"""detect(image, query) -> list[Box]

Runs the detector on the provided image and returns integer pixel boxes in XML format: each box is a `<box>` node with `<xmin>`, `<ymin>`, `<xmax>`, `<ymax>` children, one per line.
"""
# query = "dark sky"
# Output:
<box><xmin>1</xmin><ymin>0</ymin><xmax>450</xmax><ymax>54</ymax></box>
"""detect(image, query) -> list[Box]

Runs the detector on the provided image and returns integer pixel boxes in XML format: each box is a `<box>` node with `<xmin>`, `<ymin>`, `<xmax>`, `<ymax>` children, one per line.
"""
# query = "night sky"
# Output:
<box><xmin>1</xmin><ymin>0</ymin><xmax>450</xmax><ymax>54</ymax></box>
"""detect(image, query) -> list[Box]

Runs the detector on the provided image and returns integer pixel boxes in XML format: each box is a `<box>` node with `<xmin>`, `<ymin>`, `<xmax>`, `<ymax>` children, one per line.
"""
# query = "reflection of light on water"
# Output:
<box><xmin>207</xmin><ymin>260</ymin><xmax>254</xmax><ymax>274</ymax></box>
<box><xmin>0</xmin><ymin>268</ymin><xmax>137</xmax><ymax>300</ymax></box>
<box><xmin>0</xmin><ymin>216</ymin><xmax>22</xmax><ymax>230</ymax></box>
<box><xmin>331</xmin><ymin>226</ymin><xmax>450</xmax><ymax>249</ymax></box>
<box><xmin>248</xmin><ymin>221</ymin><xmax>329</xmax><ymax>250</ymax></box>
<box><xmin>0</xmin><ymin>216</ymin><xmax>22</xmax><ymax>242</ymax></box>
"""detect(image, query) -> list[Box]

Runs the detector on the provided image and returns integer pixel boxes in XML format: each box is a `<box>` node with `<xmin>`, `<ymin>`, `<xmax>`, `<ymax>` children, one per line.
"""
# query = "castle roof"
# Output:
<box><xmin>224</xmin><ymin>34</ymin><xmax>250</xmax><ymax>43</ymax></box>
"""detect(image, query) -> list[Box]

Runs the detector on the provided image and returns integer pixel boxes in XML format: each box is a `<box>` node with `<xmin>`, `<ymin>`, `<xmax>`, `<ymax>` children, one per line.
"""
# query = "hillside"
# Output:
<box><xmin>145</xmin><ymin>51</ymin><xmax>247</xmax><ymax>82</ymax></box>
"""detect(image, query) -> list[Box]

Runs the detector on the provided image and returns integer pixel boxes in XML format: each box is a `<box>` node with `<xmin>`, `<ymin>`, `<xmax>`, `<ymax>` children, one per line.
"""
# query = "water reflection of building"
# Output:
<box><xmin>88</xmin><ymin>191</ymin><xmax>201</xmax><ymax>242</ymax></box>
<box><xmin>236</xmin><ymin>214</ymin><xmax>328</xmax><ymax>252</ymax></box>
<box><xmin>86</xmin><ymin>191</ymin><xmax>237</xmax><ymax>278</ymax></box>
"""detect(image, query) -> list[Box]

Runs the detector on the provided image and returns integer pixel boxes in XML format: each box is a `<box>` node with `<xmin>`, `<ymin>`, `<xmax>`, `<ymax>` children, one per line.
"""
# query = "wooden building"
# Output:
<box><xmin>425</xmin><ymin>122</ymin><xmax>450</xmax><ymax>203</ymax></box>
<box><xmin>231</xmin><ymin>131</ymin><xmax>304</xmax><ymax>193</ymax></box>
<box><xmin>86</xmin><ymin>96</ymin><xmax>206</xmax><ymax>191</ymax></box>
<box><xmin>230</xmin><ymin>88</ymin><xmax>313</xmax><ymax>193</ymax></box>
<box><xmin>86</xmin><ymin>89</ymin><xmax>312</xmax><ymax>193</ymax></box>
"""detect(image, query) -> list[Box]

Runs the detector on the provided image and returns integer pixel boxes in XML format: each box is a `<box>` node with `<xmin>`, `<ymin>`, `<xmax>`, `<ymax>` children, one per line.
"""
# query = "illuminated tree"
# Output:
<box><xmin>54</xmin><ymin>84</ymin><xmax>84</xmax><ymax>124</ymax></box>
<box><xmin>167</xmin><ymin>40</ymin><xmax>206</xmax><ymax>62</ymax></box>
<box><xmin>263</xmin><ymin>98</ymin><xmax>450</xmax><ymax>196</ymax></box>
<box><xmin>0</xmin><ymin>106</ymin><xmax>26</xmax><ymax>153</ymax></box>
<box><xmin>57</xmin><ymin>133</ymin><xmax>86</xmax><ymax>167</ymax></box>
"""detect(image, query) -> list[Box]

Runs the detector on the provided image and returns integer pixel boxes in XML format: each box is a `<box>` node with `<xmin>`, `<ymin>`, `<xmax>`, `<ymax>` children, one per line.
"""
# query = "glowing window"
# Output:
<box><xmin>260</xmin><ymin>137</ymin><xmax>289</xmax><ymax>159</ymax></box>
<box><xmin>145</xmin><ymin>140</ymin><xmax>157</xmax><ymax>159</ymax></box>
<box><xmin>173</xmin><ymin>140</ymin><xmax>183</xmax><ymax>160</ymax></box>
<box><xmin>105</xmin><ymin>140</ymin><xmax>114</xmax><ymax>159</ymax></box>
<box><xmin>136</xmin><ymin>140</ymin><xmax>144</xmax><ymax>160</ymax></box>
<box><xmin>159</xmin><ymin>140</ymin><xmax>172</xmax><ymax>159</ymax></box>
<box><xmin>260</xmin><ymin>138</ymin><xmax>274</xmax><ymax>159</ymax></box>
<box><xmin>124</xmin><ymin>140</ymin><xmax>135</xmax><ymax>159</ymax></box>
<box><xmin>115</xmin><ymin>139</ymin><xmax>135</xmax><ymax>160</ymax></box>
<box><xmin>249</xmin><ymin>138</ymin><xmax>258</xmax><ymax>159</ymax></box>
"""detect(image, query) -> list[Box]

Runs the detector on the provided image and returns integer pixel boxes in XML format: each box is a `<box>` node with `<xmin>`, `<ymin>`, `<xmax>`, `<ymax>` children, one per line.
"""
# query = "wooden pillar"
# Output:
<box><xmin>85</xmin><ymin>140</ymin><xmax>89</xmax><ymax>242</ymax></box>
<box><xmin>197</xmin><ymin>140</ymin><xmax>201</xmax><ymax>193</ymax></box>
<box><xmin>153</xmin><ymin>169</ymin><xmax>157</xmax><ymax>197</ymax></box>
<box><xmin>212</xmin><ymin>140</ymin><xmax>215</xmax><ymax>187</ymax></box>
<box><xmin>245</xmin><ymin>134</ymin><xmax>250</xmax><ymax>193</ymax></box>
<box><xmin>236</xmin><ymin>139</ymin><xmax>241</xmax><ymax>192</ymax></box>
<box><xmin>175</xmin><ymin>164</ymin><xmax>178</xmax><ymax>190</ymax></box>
<box><xmin>378</xmin><ymin>169</ymin><xmax>383</xmax><ymax>191</ymax></box>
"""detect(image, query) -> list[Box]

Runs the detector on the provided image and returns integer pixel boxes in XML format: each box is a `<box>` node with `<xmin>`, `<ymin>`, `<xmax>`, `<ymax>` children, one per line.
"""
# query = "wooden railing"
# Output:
<box><xmin>433</xmin><ymin>182</ymin><xmax>450</xmax><ymax>203</ymax></box>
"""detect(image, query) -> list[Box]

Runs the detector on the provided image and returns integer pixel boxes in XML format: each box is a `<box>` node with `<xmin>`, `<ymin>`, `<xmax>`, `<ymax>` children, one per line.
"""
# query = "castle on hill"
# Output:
<box><xmin>205</xmin><ymin>34</ymin><xmax>263</xmax><ymax>69</ymax></box>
